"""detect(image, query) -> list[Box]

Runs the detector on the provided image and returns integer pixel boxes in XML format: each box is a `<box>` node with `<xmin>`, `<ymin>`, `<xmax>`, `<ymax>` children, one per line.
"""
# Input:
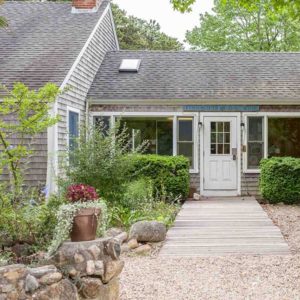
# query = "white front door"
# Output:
<box><xmin>203</xmin><ymin>116</ymin><xmax>238</xmax><ymax>192</ymax></box>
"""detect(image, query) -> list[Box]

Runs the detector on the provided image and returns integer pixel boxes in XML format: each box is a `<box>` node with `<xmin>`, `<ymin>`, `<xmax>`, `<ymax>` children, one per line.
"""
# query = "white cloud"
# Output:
<box><xmin>113</xmin><ymin>0</ymin><xmax>214</xmax><ymax>48</ymax></box>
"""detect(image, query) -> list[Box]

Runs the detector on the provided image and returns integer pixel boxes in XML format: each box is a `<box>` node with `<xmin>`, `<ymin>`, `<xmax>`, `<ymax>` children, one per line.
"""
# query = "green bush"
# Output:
<box><xmin>260</xmin><ymin>157</ymin><xmax>300</xmax><ymax>204</ymax></box>
<box><xmin>130</xmin><ymin>154</ymin><xmax>190</xmax><ymax>200</ymax></box>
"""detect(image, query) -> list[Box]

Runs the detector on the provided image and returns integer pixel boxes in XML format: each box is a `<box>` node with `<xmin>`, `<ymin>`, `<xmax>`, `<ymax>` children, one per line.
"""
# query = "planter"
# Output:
<box><xmin>70</xmin><ymin>208</ymin><xmax>101</xmax><ymax>242</ymax></box>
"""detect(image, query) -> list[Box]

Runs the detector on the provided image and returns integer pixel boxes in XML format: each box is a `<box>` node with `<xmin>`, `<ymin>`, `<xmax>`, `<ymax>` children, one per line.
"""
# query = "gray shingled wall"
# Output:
<box><xmin>57</xmin><ymin>8</ymin><xmax>118</xmax><ymax>158</ymax></box>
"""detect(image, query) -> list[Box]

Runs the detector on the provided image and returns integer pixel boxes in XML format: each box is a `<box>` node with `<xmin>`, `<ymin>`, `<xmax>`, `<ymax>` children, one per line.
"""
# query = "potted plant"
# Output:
<box><xmin>67</xmin><ymin>184</ymin><xmax>100</xmax><ymax>242</ymax></box>
<box><xmin>47</xmin><ymin>184</ymin><xmax>107</xmax><ymax>257</ymax></box>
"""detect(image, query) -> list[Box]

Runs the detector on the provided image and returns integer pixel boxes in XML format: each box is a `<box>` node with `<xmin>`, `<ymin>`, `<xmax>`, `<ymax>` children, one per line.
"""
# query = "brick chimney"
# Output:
<box><xmin>72</xmin><ymin>0</ymin><xmax>101</xmax><ymax>12</ymax></box>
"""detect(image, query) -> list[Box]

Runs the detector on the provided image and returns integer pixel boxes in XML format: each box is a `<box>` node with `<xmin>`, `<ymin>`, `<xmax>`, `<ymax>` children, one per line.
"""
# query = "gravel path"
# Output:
<box><xmin>120</xmin><ymin>204</ymin><xmax>300</xmax><ymax>300</ymax></box>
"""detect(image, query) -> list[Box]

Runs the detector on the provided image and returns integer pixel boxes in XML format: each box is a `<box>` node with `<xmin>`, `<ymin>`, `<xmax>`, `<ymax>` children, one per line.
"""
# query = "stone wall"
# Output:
<box><xmin>0</xmin><ymin>237</ymin><xmax>123</xmax><ymax>300</ymax></box>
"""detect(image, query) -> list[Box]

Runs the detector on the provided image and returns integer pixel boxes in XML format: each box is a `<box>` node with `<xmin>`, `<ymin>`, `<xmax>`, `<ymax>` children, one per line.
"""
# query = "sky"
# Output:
<box><xmin>113</xmin><ymin>0</ymin><xmax>214</xmax><ymax>47</ymax></box>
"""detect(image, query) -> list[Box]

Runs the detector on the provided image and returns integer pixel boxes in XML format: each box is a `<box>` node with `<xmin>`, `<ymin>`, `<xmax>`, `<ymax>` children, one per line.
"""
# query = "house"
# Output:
<box><xmin>1</xmin><ymin>1</ymin><xmax>300</xmax><ymax>197</ymax></box>
<box><xmin>0</xmin><ymin>0</ymin><xmax>119</xmax><ymax>192</ymax></box>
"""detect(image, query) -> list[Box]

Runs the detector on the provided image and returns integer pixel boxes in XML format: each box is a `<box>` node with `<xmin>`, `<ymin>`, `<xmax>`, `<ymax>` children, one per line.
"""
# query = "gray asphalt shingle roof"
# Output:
<box><xmin>88</xmin><ymin>51</ymin><xmax>300</xmax><ymax>103</ymax></box>
<box><xmin>0</xmin><ymin>0</ymin><xmax>109</xmax><ymax>93</ymax></box>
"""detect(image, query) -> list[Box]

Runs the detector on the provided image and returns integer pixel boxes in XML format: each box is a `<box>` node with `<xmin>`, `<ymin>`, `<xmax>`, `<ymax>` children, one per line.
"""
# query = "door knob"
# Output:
<box><xmin>232</xmin><ymin>148</ymin><xmax>237</xmax><ymax>160</ymax></box>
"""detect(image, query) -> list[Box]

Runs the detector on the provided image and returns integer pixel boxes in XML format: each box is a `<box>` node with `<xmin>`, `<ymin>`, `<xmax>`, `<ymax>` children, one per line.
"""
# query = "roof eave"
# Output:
<box><xmin>87</xmin><ymin>98</ymin><xmax>300</xmax><ymax>106</ymax></box>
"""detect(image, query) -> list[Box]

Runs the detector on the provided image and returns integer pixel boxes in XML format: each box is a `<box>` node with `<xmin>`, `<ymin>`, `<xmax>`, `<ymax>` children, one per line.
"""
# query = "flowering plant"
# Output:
<box><xmin>66</xmin><ymin>184</ymin><xmax>98</xmax><ymax>202</ymax></box>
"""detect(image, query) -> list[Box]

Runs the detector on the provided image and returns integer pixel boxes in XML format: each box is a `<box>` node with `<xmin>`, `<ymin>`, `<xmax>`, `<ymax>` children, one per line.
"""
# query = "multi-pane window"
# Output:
<box><xmin>177</xmin><ymin>117</ymin><xmax>194</xmax><ymax>168</ymax></box>
<box><xmin>210</xmin><ymin>122</ymin><xmax>230</xmax><ymax>155</ymax></box>
<box><xmin>247</xmin><ymin>117</ymin><xmax>264</xmax><ymax>169</ymax></box>
<box><xmin>268</xmin><ymin>118</ymin><xmax>300</xmax><ymax>158</ymax></box>
<box><xmin>68</xmin><ymin>110</ymin><xmax>79</xmax><ymax>151</ymax></box>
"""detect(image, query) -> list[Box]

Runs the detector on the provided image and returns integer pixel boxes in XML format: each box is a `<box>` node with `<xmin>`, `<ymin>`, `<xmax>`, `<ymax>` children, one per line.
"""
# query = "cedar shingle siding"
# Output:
<box><xmin>0</xmin><ymin>1</ymin><xmax>118</xmax><ymax>187</ymax></box>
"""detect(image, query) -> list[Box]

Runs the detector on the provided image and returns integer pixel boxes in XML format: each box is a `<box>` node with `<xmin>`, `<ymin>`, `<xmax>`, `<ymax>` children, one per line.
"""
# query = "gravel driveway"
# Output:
<box><xmin>120</xmin><ymin>204</ymin><xmax>300</xmax><ymax>300</ymax></box>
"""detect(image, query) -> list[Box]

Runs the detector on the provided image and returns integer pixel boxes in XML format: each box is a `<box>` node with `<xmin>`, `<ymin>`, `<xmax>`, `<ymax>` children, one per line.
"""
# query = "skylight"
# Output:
<box><xmin>119</xmin><ymin>59</ymin><xmax>141</xmax><ymax>72</ymax></box>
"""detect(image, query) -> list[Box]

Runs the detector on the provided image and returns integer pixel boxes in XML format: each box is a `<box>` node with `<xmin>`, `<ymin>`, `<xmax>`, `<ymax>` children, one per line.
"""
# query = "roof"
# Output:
<box><xmin>0</xmin><ymin>0</ymin><xmax>110</xmax><ymax>93</ymax></box>
<box><xmin>88</xmin><ymin>51</ymin><xmax>300</xmax><ymax>104</ymax></box>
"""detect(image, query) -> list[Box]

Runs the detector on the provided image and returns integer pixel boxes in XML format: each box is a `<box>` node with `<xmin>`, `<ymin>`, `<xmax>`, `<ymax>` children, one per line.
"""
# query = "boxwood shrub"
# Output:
<box><xmin>260</xmin><ymin>157</ymin><xmax>300</xmax><ymax>204</ymax></box>
<box><xmin>130</xmin><ymin>154</ymin><xmax>190</xmax><ymax>200</ymax></box>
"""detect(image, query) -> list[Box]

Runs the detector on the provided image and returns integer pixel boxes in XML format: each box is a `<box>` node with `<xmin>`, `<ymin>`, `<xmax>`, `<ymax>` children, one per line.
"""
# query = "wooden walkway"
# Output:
<box><xmin>160</xmin><ymin>197</ymin><xmax>290</xmax><ymax>257</ymax></box>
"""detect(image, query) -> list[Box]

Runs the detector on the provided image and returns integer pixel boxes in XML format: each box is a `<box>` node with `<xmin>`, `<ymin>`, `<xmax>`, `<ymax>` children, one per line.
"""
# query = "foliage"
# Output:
<box><xmin>260</xmin><ymin>157</ymin><xmax>300</xmax><ymax>204</ymax></box>
<box><xmin>130</xmin><ymin>154</ymin><xmax>190</xmax><ymax>200</ymax></box>
<box><xmin>47</xmin><ymin>200</ymin><xmax>107</xmax><ymax>257</ymax></box>
<box><xmin>112</xmin><ymin>3</ymin><xmax>183</xmax><ymax>50</ymax></box>
<box><xmin>0</xmin><ymin>192</ymin><xmax>65</xmax><ymax>250</ymax></box>
<box><xmin>66</xmin><ymin>184</ymin><xmax>98</xmax><ymax>202</ymax></box>
<box><xmin>62</xmin><ymin>122</ymin><xmax>147</xmax><ymax>205</ymax></box>
<box><xmin>0</xmin><ymin>0</ymin><xmax>8</xmax><ymax>28</ymax></box>
<box><xmin>0</xmin><ymin>82</ymin><xmax>60</xmax><ymax>198</ymax></box>
<box><xmin>186</xmin><ymin>0</ymin><xmax>300</xmax><ymax>51</ymax></box>
<box><xmin>171</xmin><ymin>0</ymin><xmax>196</xmax><ymax>13</ymax></box>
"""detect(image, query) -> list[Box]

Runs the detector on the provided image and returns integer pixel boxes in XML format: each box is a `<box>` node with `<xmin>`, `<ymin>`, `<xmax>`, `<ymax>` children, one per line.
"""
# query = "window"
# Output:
<box><xmin>68</xmin><ymin>110</ymin><xmax>79</xmax><ymax>151</ymax></box>
<box><xmin>94</xmin><ymin>116</ymin><xmax>110</xmax><ymax>136</ymax></box>
<box><xmin>268</xmin><ymin>118</ymin><xmax>300</xmax><ymax>158</ymax></box>
<box><xmin>119</xmin><ymin>59</ymin><xmax>141</xmax><ymax>72</ymax></box>
<box><xmin>118</xmin><ymin>117</ymin><xmax>173</xmax><ymax>155</ymax></box>
<box><xmin>247</xmin><ymin>117</ymin><xmax>264</xmax><ymax>169</ymax></box>
<box><xmin>210</xmin><ymin>121</ymin><xmax>230</xmax><ymax>155</ymax></box>
<box><xmin>177</xmin><ymin>117</ymin><xmax>194</xmax><ymax>168</ymax></box>
<box><xmin>245</xmin><ymin>115</ymin><xmax>300</xmax><ymax>171</ymax></box>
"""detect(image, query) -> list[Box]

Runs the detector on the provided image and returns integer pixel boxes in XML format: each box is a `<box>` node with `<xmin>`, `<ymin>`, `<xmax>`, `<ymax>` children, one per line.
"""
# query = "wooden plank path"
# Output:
<box><xmin>160</xmin><ymin>197</ymin><xmax>290</xmax><ymax>257</ymax></box>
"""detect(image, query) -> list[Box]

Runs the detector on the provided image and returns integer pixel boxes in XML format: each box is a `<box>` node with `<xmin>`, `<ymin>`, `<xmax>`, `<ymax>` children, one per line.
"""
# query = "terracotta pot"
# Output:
<box><xmin>70</xmin><ymin>207</ymin><xmax>101</xmax><ymax>242</ymax></box>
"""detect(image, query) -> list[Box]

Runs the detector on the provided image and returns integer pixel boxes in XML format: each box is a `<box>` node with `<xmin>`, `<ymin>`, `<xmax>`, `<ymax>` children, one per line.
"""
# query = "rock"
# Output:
<box><xmin>39</xmin><ymin>272</ymin><xmax>62</xmax><ymax>285</ymax></box>
<box><xmin>28</xmin><ymin>265</ymin><xmax>57</xmax><ymax>278</ymax></box>
<box><xmin>1</xmin><ymin>283</ymin><xmax>15</xmax><ymax>293</ymax></box>
<box><xmin>105</xmin><ymin>228</ymin><xmax>123</xmax><ymax>237</ymax></box>
<box><xmin>121</xmin><ymin>244</ymin><xmax>130</xmax><ymax>254</ymax></box>
<box><xmin>105</xmin><ymin>239</ymin><xmax>121</xmax><ymax>260</ymax></box>
<box><xmin>134</xmin><ymin>244</ymin><xmax>152</xmax><ymax>255</ymax></box>
<box><xmin>68</xmin><ymin>268</ymin><xmax>78</xmax><ymax>278</ymax></box>
<box><xmin>99</xmin><ymin>277</ymin><xmax>119</xmax><ymax>300</ymax></box>
<box><xmin>77</xmin><ymin>277</ymin><xmax>103</xmax><ymax>299</ymax></box>
<box><xmin>127</xmin><ymin>238</ymin><xmax>139</xmax><ymax>249</ymax></box>
<box><xmin>86</xmin><ymin>260</ymin><xmax>95</xmax><ymax>275</ymax></box>
<box><xmin>114</xmin><ymin>232</ymin><xmax>128</xmax><ymax>244</ymax></box>
<box><xmin>94</xmin><ymin>260</ymin><xmax>104</xmax><ymax>276</ymax></box>
<box><xmin>77</xmin><ymin>277</ymin><xmax>119</xmax><ymax>300</ymax></box>
<box><xmin>103</xmin><ymin>260</ymin><xmax>124</xmax><ymax>283</ymax></box>
<box><xmin>25</xmin><ymin>274</ymin><xmax>39</xmax><ymax>293</ymax></box>
<box><xmin>129</xmin><ymin>221</ymin><xmax>167</xmax><ymax>242</ymax></box>
<box><xmin>88</xmin><ymin>245</ymin><xmax>101</xmax><ymax>260</ymax></box>
<box><xmin>32</xmin><ymin>279</ymin><xmax>78</xmax><ymax>300</ymax></box>
<box><xmin>74</xmin><ymin>253</ymin><xmax>85</xmax><ymax>264</ymax></box>
<box><xmin>1</xmin><ymin>264</ymin><xmax>27</xmax><ymax>282</ymax></box>
<box><xmin>193</xmin><ymin>193</ymin><xmax>201</xmax><ymax>200</ymax></box>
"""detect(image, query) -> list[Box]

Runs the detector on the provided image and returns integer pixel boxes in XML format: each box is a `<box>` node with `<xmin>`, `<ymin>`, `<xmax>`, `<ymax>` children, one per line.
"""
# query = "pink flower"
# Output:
<box><xmin>66</xmin><ymin>184</ymin><xmax>98</xmax><ymax>202</ymax></box>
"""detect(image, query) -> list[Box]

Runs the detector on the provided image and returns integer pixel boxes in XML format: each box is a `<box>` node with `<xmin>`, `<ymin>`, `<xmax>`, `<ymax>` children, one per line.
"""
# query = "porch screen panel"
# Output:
<box><xmin>177</xmin><ymin>117</ymin><xmax>194</xmax><ymax>168</ymax></box>
<box><xmin>268</xmin><ymin>118</ymin><xmax>300</xmax><ymax>158</ymax></box>
<box><xmin>247</xmin><ymin>117</ymin><xmax>264</xmax><ymax>169</ymax></box>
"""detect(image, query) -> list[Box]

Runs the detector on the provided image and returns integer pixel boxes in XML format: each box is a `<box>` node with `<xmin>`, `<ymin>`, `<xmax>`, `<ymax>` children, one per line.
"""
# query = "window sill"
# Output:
<box><xmin>243</xmin><ymin>169</ymin><xmax>261</xmax><ymax>174</ymax></box>
<box><xmin>189</xmin><ymin>169</ymin><xmax>199</xmax><ymax>174</ymax></box>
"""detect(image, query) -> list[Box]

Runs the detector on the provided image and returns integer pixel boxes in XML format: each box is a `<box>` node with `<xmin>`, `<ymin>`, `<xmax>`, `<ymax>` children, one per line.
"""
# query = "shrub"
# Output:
<box><xmin>130</xmin><ymin>154</ymin><xmax>190</xmax><ymax>200</ymax></box>
<box><xmin>260</xmin><ymin>157</ymin><xmax>300</xmax><ymax>204</ymax></box>
<box><xmin>62</xmin><ymin>123</ymin><xmax>147</xmax><ymax>204</ymax></box>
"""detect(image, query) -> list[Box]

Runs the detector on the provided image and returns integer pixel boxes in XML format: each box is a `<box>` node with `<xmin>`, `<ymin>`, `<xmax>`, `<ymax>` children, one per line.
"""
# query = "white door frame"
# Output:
<box><xmin>199</xmin><ymin>112</ymin><xmax>241</xmax><ymax>196</ymax></box>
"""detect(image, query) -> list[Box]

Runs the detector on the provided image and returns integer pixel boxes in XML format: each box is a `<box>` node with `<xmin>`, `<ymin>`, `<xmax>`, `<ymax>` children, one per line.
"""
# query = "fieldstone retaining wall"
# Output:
<box><xmin>0</xmin><ymin>237</ymin><xmax>123</xmax><ymax>300</ymax></box>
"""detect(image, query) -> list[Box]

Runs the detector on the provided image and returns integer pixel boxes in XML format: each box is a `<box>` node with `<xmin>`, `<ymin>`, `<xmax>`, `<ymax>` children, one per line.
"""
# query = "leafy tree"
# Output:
<box><xmin>186</xmin><ymin>0</ymin><xmax>300</xmax><ymax>51</ymax></box>
<box><xmin>0</xmin><ymin>83</ymin><xmax>60</xmax><ymax>197</ymax></box>
<box><xmin>112</xmin><ymin>3</ymin><xmax>183</xmax><ymax>50</ymax></box>
<box><xmin>0</xmin><ymin>0</ymin><xmax>8</xmax><ymax>27</ymax></box>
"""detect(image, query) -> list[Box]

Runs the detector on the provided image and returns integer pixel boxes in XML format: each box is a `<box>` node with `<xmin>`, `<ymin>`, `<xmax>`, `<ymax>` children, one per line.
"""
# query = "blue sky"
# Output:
<box><xmin>113</xmin><ymin>0</ymin><xmax>214</xmax><ymax>47</ymax></box>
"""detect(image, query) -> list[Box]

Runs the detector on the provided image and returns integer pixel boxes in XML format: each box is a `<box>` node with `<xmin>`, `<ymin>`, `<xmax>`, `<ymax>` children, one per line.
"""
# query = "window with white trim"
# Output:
<box><xmin>177</xmin><ymin>117</ymin><xmax>194</xmax><ymax>169</ymax></box>
<box><xmin>68</xmin><ymin>110</ymin><xmax>79</xmax><ymax>151</ymax></box>
<box><xmin>246</xmin><ymin>115</ymin><xmax>300</xmax><ymax>171</ymax></box>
